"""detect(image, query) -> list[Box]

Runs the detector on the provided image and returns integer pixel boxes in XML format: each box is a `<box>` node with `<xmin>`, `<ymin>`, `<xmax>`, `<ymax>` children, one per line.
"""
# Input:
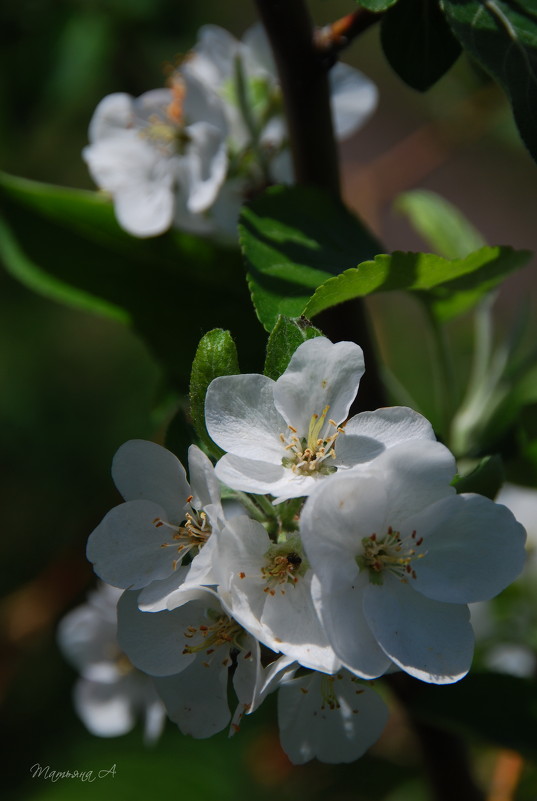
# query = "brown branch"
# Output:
<box><xmin>255</xmin><ymin>0</ymin><xmax>387</xmax><ymax>411</ymax></box>
<box><xmin>255</xmin><ymin>0</ymin><xmax>341</xmax><ymax>195</ymax></box>
<box><xmin>314</xmin><ymin>9</ymin><xmax>381</xmax><ymax>61</ymax></box>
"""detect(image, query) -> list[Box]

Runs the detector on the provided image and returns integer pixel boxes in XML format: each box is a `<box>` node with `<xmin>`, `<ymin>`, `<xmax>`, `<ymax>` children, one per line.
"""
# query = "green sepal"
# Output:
<box><xmin>264</xmin><ymin>315</ymin><xmax>323</xmax><ymax>381</ymax></box>
<box><xmin>451</xmin><ymin>454</ymin><xmax>505</xmax><ymax>499</ymax></box>
<box><xmin>189</xmin><ymin>329</ymin><xmax>240</xmax><ymax>457</ymax></box>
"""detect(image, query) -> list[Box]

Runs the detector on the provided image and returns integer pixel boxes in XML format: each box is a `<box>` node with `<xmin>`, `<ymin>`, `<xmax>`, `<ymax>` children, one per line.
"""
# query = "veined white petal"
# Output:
<box><xmin>410</xmin><ymin>493</ymin><xmax>526</xmax><ymax>603</ymax></box>
<box><xmin>273</xmin><ymin>338</ymin><xmax>365</xmax><ymax>433</ymax></box>
<box><xmin>311</xmin><ymin>573</ymin><xmax>391</xmax><ymax>679</ymax></box>
<box><xmin>335</xmin><ymin>406</ymin><xmax>436</xmax><ymax>468</ymax></box>
<box><xmin>154</xmin><ymin>657</ymin><xmax>230</xmax><ymax>738</ymax></box>
<box><xmin>112</xmin><ymin>439</ymin><xmax>190</xmax><ymax>523</ymax></box>
<box><xmin>205</xmin><ymin>373</ymin><xmax>284</xmax><ymax>460</ymax></box>
<box><xmin>183</xmin><ymin>121</ymin><xmax>228</xmax><ymax>213</ymax></box>
<box><xmin>277</xmin><ymin>670</ymin><xmax>388</xmax><ymax>764</ymax></box>
<box><xmin>363</xmin><ymin>577</ymin><xmax>474</xmax><ymax>684</ymax></box>
<box><xmin>86</xmin><ymin>499</ymin><xmax>184</xmax><ymax>590</ymax></box>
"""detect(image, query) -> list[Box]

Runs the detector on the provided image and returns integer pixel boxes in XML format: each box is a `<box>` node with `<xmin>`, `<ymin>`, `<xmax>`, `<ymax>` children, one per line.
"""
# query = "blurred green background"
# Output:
<box><xmin>1</xmin><ymin>1</ymin><xmax>537</xmax><ymax>799</ymax></box>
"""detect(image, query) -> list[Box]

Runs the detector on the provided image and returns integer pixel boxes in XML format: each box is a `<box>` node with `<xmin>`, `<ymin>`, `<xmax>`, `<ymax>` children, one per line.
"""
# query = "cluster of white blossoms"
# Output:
<box><xmin>84</xmin><ymin>338</ymin><xmax>527</xmax><ymax>763</ymax></box>
<box><xmin>83</xmin><ymin>24</ymin><xmax>378</xmax><ymax>239</ymax></box>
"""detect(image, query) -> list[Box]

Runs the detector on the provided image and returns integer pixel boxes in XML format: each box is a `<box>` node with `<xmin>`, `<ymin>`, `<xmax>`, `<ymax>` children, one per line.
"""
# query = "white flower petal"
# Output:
<box><xmin>187</xmin><ymin>444</ymin><xmax>221</xmax><ymax>510</ymax></box>
<box><xmin>154</xmin><ymin>657</ymin><xmax>230</xmax><ymax>738</ymax></box>
<box><xmin>205</xmin><ymin>373</ymin><xmax>284</xmax><ymax>460</ymax></box>
<box><xmin>300</xmin><ymin>473</ymin><xmax>389</xmax><ymax>584</ymax></box>
<box><xmin>363</xmin><ymin>577</ymin><xmax>474</xmax><ymax>684</ymax></box>
<box><xmin>57</xmin><ymin>600</ymin><xmax>119</xmax><ymax>675</ymax></box>
<box><xmin>335</xmin><ymin>407</ymin><xmax>436</xmax><ymax>468</ymax></box>
<box><xmin>73</xmin><ymin>677</ymin><xmax>136</xmax><ymax>737</ymax></box>
<box><xmin>241</xmin><ymin>23</ymin><xmax>276</xmax><ymax>78</ymax></box>
<box><xmin>365</xmin><ymin>440</ymin><xmax>457</xmax><ymax>521</ymax></box>
<box><xmin>184</xmin><ymin>25</ymin><xmax>239</xmax><ymax>87</ymax></box>
<box><xmin>410</xmin><ymin>494</ymin><xmax>527</xmax><ymax>603</ymax></box>
<box><xmin>114</xmin><ymin>182</ymin><xmax>175</xmax><ymax>238</ymax></box>
<box><xmin>112</xmin><ymin>440</ymin><xmax>190</xmax><ymax>523</ymax></box>
<box><xmin>329</xmin><ymin>62</ymin><xmax>378</xmax><ymax>141</ymax></box>
<box><xmin>88</xmin><ymin>93</ymin><xmax>134</xmax><ymax>143</ymax></box>
<box><xmin>277</xmin><ymin>670</ymin><xmax>388</xmax><ymax>764</ymax></box>
<box><xmin>183</xmin><ymin>121</ymin><xmax>228</xmax><ymax>213</ymax></box>
<box><xmin>311</xmin><ymin>573</ymin><xmax>392</xmax><ymax>679</ymax></box>
<box><xmin>214</xmin><ymin>452</ymin><xmax>308</xmax><ymax>498</ymax></box>
<box><xmin>87</xmin><ymin>500</ymin><xmax>185</xmax><ymax>590</ymax></box>
<box><xmin>137</xmin><ymin>568</ymin><xmax>191</xmax><ymax>612</ymax></box>
<box><xmin>273</xmin><ymin>338</ymin><xmax>365</xmax><ymax>432</ymax></box>
<box><xmin>117</xmin><ymin>590</ymin><xmax>198</xmax><ymax>676</ymax></box>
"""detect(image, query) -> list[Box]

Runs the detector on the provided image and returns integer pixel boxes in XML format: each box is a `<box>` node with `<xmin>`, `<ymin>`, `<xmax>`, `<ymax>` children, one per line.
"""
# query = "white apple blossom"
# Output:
<box><xmin>86</xmin><ymin>440</ymin><xmax>225</xmax><ymax>593</ymax></box>
<box><xmin>277</xmin><ymin>669</ymin><xmax>389</xmax><ymax>764</ymax></box>
<box><xmin>57</xmin><ymin>582</ymin><xmax>165</xmax><ymax>741</ymax></box>
<box><xmin>205</xmin><ymin>337</ymin><xmax>436</xmax><ymax>501</ymax></box>
<box><xmin>207</xmin><ymin>514</ymin><xmax>341</xmax><ymax>673</ymax></box>
<box><xmin>180</xmin><ymin>24</ymin><xmax>378</xmax><ymax>237</ymax></box>
<box><xmin>117</xmin><ymin>587</ymin><xmax>261</xmax><ymax>738</ymax></box>
<box><xmin>184</xmin><ymin>24</ymin><xmax>378</xmax><ymax>156</ymax></box>
<box><xmin>300</xmin><ymin>440</ymin><xmax>527</xmax><ymax>684</ymax></box>
<box><xmin>471</xmin><ymin>483</ymin><xmax>537</xmax><ymax>678</ymax></box>
<box><xmin>83</xmin><ymin>72</ymin><xmax>228</xmax><ymax>237</ymax></box>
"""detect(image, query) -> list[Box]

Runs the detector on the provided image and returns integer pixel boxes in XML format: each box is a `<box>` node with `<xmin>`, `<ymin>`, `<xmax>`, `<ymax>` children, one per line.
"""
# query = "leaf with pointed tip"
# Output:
<box><xmin>239</xmin><ymin>184</ymin><xmax>381</xmax><ymax>332</ymax></box>
<box><xmin>190</xmin><ymin>329</ymin><xmax>240</xmax><ymax>457</ymax></box>
<box><xmin>441</xmin><ymin>0</ymin><xmax>537</xmax><ymax>162</ymax></box>
<box><xmin>303</xmin><ymin>247</ymin><xmax>531</xmax><ymax>321</ymax></box>
<box><xmin>381</xmin><ymin>0</ymin><xmax>461</xmax><ymax>91</ymax></box>
<box><xmin>357</xmin><ymin>0</ymin><xmax>399</xmax><ymax>10</ymax></box>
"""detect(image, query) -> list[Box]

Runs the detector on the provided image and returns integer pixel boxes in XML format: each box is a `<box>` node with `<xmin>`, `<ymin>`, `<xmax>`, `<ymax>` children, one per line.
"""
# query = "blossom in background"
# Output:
<box><xmin>205</xmin><ymin>337</ymin><xmax>436</xmax><ymax>501</ymax></box>
<box><xmin>184</xmin><ymin>23</ymin><xmax>378</xmax><ymax>170</ymax></box>
<box><xmin>57</xmin><ymin>582</ymin><xmax>165</xmax><ymax>741</ymax></box>
<box><xmin>87</xmin><ymin>441</ymin><xmax>225</xmax><ymax>594</ymax></box>
<box><xmin>300</xmin><ymin>440</ymin><xmax>527</xmax><ymax>684</ymax></box>
<box><xmin>83</xmin><ymin>72</ymin><xmax>228</xmax><ymax>237</ymax></box>
<box><xmin>84</xmin><ymin>24</ymin><xmax>378</xmax><ymax>240</ymax></box>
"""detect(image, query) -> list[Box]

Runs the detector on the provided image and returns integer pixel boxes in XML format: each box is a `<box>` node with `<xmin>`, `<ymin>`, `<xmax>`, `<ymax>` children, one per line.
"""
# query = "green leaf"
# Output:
<box><xmin>189</xmin><ymin>329</ymin><xmax>240</xmax><ymax>456</ymax></box>
<box><xmin>303</xmin><ymin>247</ymin><xmax>531</xmax><ymax>322</ymax></box>
<box><xmin>395</xmin><ymin>190</ymin><xmax>486</xmax><ymax>259</ymax></box>
<box><xmin>239</xmin><ymin>184</ymin><xmax>381</xmax><ymax>331</ymax></box>
<box><xmin>357</xmin><ymin>0</ymin><xmax>399</xmax><ymax>11</ymax></box>
<box><xmin>381</xmin><ymin>0</ymin><xmax>462</xmax><ymax>91</ymax></box>
<box><xmin>0</xmin><ymin>171</ymin><xmax>262</xmax><ymax>389</ymax></box>
<box><xmin>440</xmin><ymin>0</ymin><xmax>537</xmax><ymax>162</ymax></box>
<box><xmin>408</xmin><ymin>672</ymin><xmax>537</xmax><ymax>757</ymax></box>
<box><xmin>264</xmin><ymin>315</ymin><xmax>323</xmax><ymax>381</ymax></box>
<box><xmin>452</xmin><ymin>454</ymin><xmax>505</xmax><ymax>499</ymax></box>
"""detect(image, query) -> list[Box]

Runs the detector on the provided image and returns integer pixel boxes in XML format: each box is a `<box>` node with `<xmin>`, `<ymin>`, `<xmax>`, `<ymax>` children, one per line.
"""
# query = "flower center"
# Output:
<box><xmin>261</xmin><ymin>538</ymin><xmax>308</xmax><ymax>596</ymax></box>
<box><xmin>357</xmin><ymin>527</ymin><xmax>426</xmax><ymax>585</ymax></box>
<box><xmin>139</xmin><ymin>75</ymin><xmax>191</xmax><ymax>155</ymax></box>
<box><xmin>153</xmin><ymin>495</ymin><xmax>212</xmax><ymax>570</ymax></box>
<box><xmin>280</xmin><ymin>406</ymin><xmax>344</xmax><ymax>476</ymax></box>
<box><xmin>182</xmin><ymin>611</ymin><xmax>244</xmax><ymax>662</ymax></box>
